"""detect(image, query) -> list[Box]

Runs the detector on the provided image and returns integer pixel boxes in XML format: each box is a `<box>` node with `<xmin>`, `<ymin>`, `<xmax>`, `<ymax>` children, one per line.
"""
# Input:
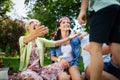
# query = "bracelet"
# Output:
<box><xmin>57</xmin><ymin>56</ymin><xmax>63</xmax><ymax>62</ymax></box>
<box><xmin>57</xmin><ymin>58</ymin><xmax>61</xmax><ymax>62</ymax></box>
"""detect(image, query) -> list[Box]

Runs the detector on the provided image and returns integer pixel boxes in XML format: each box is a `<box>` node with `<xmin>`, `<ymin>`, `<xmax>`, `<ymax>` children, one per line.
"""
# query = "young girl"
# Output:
<box><xmin>50</xmin><ymin>17</ymin><xmax>83</xmax><ymax>80</ymax></box>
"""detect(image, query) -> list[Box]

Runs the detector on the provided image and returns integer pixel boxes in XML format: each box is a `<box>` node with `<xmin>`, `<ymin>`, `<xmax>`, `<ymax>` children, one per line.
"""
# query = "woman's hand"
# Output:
<box><xmin>23</xmin><ymin>24</ymin><xmax>48</xmax><ymax>44</ymax></box>
<box><xmin>60</xmin><ymin>59</ymin><xmax>70</xmax><ymax>69</ymax></box>
<box><xmin>32</xmin><ymin>24</ymin><xmax>48</xmax><ymax>37</ymax></box>
<box><xmin>69</xmin><ymin>32</ymin><xmax>80</xmax><ymax>39</ymax></box>
<box><xmin>84</xmin><ymin>44</ymin><xmax>90</xmax><ymax>52</ymax></box>
<box><xmin>80</xmin><ymin>32</ymin><xmax>88</xmax><ymax>40</ymax></box>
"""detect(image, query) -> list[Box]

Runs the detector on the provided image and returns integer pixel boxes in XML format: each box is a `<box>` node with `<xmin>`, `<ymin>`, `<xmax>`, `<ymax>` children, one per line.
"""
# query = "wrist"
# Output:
<box><xmin>67</xmin><ymin>36</ymin><xmax>71</xmax><ymax>40</ymax></box>
<box><xmin>30</xmin><ymin>32</ymin><xmax>37</xmax><ymax>38</ymax></box>
<box><xmin>57</xmin><ymin>56</ymin><xmax>63</xmax><ymax>62</ymax></box>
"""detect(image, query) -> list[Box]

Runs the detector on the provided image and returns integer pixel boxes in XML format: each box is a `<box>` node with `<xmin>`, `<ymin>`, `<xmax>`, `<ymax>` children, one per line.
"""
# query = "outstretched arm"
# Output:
<box><xmin>23</xmin><ymin>25</ymin><xmax>48</xmax><ymax>44</ymax></box>
<box><xmin>55</xmin><ymin>33</ymin><xmax>80</xmax><ymax>47</ymax></box>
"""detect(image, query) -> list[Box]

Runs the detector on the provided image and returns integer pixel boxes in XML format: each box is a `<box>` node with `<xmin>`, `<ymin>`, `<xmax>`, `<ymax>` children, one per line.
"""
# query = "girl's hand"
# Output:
<box><xmin>69</xmin><ymin>32</ymin><xmax>80</xmax><ymax>39</ymax></box>
<box><xmin>60</xmin><ymin>59</ymin><xmax>70</xmax><ymax>69</ymax></box>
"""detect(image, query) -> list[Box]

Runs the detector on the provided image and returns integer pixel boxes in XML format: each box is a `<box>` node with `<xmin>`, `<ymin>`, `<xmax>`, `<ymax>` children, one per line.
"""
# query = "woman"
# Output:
<box><xmin>17</xmin><ymin>19</ymin><xmax>79</xmax><ymax>80</ymax></box>
<box><xmin>50</xmin><ymin>17</ymin><xmax>83</xmax><ymax>80</ymax></box>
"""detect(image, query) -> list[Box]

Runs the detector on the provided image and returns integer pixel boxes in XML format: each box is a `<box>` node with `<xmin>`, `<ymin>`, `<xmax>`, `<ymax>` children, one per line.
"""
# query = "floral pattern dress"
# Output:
<box><xmin>9</xmin><ymin>47</ymin><xmax>64</xmax><ymax>80</ymax></box>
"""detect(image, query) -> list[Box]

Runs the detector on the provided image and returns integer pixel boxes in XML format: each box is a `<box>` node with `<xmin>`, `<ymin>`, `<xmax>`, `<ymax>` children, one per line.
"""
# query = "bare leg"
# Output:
<box><xmin>69</xmin><ymin>66</ymin><xmax>83</xmax><ymax>80</ymax></box>
<box><xmin>57</xmin><ymin>72</ymin><xmax>70</xmax><ymax>80</ymax></box>
<box><xmin>110</xmin><ymin>43</ymin><xmax>120</xmax><ymax>66</ymax></box>
<box><xmin>85</xmin><ymin>64</ymin><xmax>119</xmax><ymax>80</ymax></box>
<box><xmin>89</xmin><ymin>42</ymin><xmax>103</xmax><ymax>80</ymax></box>
<box><xmin>85</xmin><ymin>65</ymin><xmax>91</xmax><ymax>79</ymax></box>
<box><xmin>101</xmin><ymin>71</ymin><xmax>119</xmax><ymax>80</ymax></box>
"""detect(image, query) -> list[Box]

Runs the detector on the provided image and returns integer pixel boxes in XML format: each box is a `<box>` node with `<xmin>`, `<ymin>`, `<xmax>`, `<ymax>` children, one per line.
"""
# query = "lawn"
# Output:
<box><xmin>1</xmin><ymin>56</ymin><xmax>84</xmax><ymax>73</ymax></box>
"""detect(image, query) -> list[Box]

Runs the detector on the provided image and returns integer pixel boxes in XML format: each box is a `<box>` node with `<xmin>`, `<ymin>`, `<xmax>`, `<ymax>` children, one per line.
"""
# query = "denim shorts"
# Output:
<box><xmin>104</xmin><ymin>61</ymin><xmax>120</xmax><ymax>79</ymax></box>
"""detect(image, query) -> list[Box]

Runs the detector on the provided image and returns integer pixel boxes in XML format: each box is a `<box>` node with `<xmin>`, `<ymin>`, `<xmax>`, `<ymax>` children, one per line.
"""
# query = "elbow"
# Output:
<box><xmin>55</xmin><ymin>41</ymin><xmax>59</xmax><ymax>47</ymax></box>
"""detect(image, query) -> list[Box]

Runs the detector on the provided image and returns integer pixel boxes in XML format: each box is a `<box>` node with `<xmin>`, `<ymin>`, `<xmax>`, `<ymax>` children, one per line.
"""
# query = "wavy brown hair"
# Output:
<box><xmin>51</xmin><ymin>17</ymin><xmax>71</xmax><ymax>41</ymax></box>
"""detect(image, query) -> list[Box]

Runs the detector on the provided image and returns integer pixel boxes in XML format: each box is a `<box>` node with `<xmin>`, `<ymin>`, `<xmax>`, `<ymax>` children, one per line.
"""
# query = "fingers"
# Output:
<box><xmin>61</xmin><ymin>59</ymin><xmax>70</xmax><ymax>69</ymax></box>
<box><xmin>77</xmin><ymin>13</ymin><xmax>86</xmax><ymax>25</ymax></box>
<box><xmin>69</xmin><ymin>32</ymin><xmax>80</xmax><ymax>39</ymax></box>
<box><xmin>39</xmin><ymin>26</ymin><xmax>48</xmax><ymax>35</ymax></box>
<box><xmin>35</xmin><ymin>25</ymin><xmax>49</xmax><ymax>36</ymax></box>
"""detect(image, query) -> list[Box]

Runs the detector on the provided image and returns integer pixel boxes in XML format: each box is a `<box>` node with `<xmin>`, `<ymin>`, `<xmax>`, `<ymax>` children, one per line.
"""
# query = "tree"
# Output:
<box><xmin>0</xmin><ymin>18</ymin><xmax>25</xmax><ymax>56</ymax></box>
<box><xmin>25</xmin><ymin>0</ymin><xmax>81</xmax><ymax>39</ymax></box>
<box><xmin>0</xmin><ymin>0</ymin><xmax>11</xmax><ymax>16</ymax></box>
<box><xmin>0</xmin><ymin>0</ymin><xmax>26</xmax><ymax>56</ymax></box>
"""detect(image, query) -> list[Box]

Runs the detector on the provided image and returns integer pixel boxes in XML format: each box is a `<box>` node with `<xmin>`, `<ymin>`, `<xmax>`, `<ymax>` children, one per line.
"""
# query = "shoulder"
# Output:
<box><xmin>19</xmin><ymin>36</ymin><xmax>25</xmax><ymax>42</ymax></box>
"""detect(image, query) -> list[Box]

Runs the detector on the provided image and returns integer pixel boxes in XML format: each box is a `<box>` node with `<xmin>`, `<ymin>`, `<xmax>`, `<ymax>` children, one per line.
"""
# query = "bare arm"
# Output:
<box><xmin>80</xmin><ymin>0</ymin><xmax>89</xmax><ymax>13</ymax></box>
<box><xmin>51</xmin><ymin>56</ymin><xmax>58</xmax><ymax>62</ymax></box>
<box><xmin>55</xmin><ymin>37</ymin><xmax>70</xmax><ymax>47</ymax></box>
<box><xmin>77</xmin><ymin>0</ymin><xmax>89</xmax><ymax>25</ymax></box>
<box><xmin>79</xmin><ymin>32</ymin><xmax>88</xmax><ymax>39</ymax></box>
<box><xmin>24</xmin><ymin>25</ymin><xmax>48</xmax><ymax>44</ymax></box>
<box><xmin>55</xmin><ymin>33</ymin><xmax>80</xmax><ymax>47</ymax></box>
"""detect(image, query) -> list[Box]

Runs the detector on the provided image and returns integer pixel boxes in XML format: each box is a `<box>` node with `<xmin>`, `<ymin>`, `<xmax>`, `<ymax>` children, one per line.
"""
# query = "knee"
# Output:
<box><xmin>88</xmin><ymin>42</ymin><xmax>103</xmax><ymax>54</ymax></box>
<box><xmin>69</xmin><ymin>66</ymin><xmax>83</xmax><ymax>80</ymax></box>
<box><xmin>57</xmin><ymin>72</ymin><xmax>70</xmax><ymax>80</ymax></box>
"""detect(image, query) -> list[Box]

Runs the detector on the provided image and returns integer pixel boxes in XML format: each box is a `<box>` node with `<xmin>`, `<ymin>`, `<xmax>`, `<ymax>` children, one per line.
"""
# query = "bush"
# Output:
<box><xmin>0</xmin><ymin>19</ymin><xmax>25</xmax><ymax>56</ymax></box>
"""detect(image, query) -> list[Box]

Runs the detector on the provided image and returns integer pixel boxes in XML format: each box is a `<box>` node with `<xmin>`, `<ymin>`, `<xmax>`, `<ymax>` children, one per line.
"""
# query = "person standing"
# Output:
<box><xmin>77</xmin><ymin>0</ymin><xmax>120</xmax><ymax>80</ymax></box>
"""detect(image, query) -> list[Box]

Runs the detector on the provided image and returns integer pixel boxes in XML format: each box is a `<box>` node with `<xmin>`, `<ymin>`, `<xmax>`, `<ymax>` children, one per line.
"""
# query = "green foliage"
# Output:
<box><xmin>2</xmin><ymin>56</ymin><xmax>84</xmax><ymax>72</ymax></box>
<box><xmin>2</xmin><ymin>57</ymin><xmax>20</xmax><ymax>72</ymax></box>
<box><xmin>78</xmin><ymin>60</ymin><xmax>84</xmax><ymax>72</ymax></box>
<box><xmin>0</xmin><ymin>19</ymin><xmax>26</xmax><ymax>56</ymax></box>
<box><xmin>5</xmin><ymin>44</ymin><xmax>11</xmax><ymax>56</ymax></box>
<box><xmin>2</xmin><ymin>56</ymin><xmax>52</xmax><ymax>72</ymax></box>
<box><xmin>0</xmin><ymin>0</ymin><xmax>25</xmax><ymax>56</ymax></box>
<box><xmin>0</xmin><ymin>0</ymin><xmax>12</xmax><ymax>16</ymax></box>
<box><xmin>25</xmin><ymin>0</ymin><xmax>81</xmax><ymax>39</ymax></box>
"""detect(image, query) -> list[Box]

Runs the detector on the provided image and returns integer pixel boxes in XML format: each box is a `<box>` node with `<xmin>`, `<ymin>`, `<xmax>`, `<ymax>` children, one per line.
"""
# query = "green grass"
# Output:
<box><xmin>2</xmin><ymin>57</ymin><xmax>20</xmax><ymax>72</ymax></box>
<box><xmin>78</xmin><ymin>60</ymin><xmax>84</xmax><ymax>72</ymax></box>
<box><xmin>1</xmin><ymin>56</ymin><xmax>84</xmax><ymax>72</ymax></box>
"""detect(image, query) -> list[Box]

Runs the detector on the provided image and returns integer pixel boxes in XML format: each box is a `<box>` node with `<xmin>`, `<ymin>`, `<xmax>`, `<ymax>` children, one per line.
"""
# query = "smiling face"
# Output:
<box><xmin>51</xmin><ymin>17</ymin><xmax>71</xmax><ymax>40</ymax></box>
<box><xmin>58</xmin><ymin>19</ymin><xmax>70</xmax><ymax>32</ymax></box>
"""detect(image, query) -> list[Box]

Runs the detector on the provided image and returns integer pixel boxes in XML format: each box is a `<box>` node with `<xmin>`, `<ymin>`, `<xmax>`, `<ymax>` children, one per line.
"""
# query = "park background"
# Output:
<box><xmin>0</xmin><ymin>0</ymin><xmax>89</xmax><ymax>73</ymax></box>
